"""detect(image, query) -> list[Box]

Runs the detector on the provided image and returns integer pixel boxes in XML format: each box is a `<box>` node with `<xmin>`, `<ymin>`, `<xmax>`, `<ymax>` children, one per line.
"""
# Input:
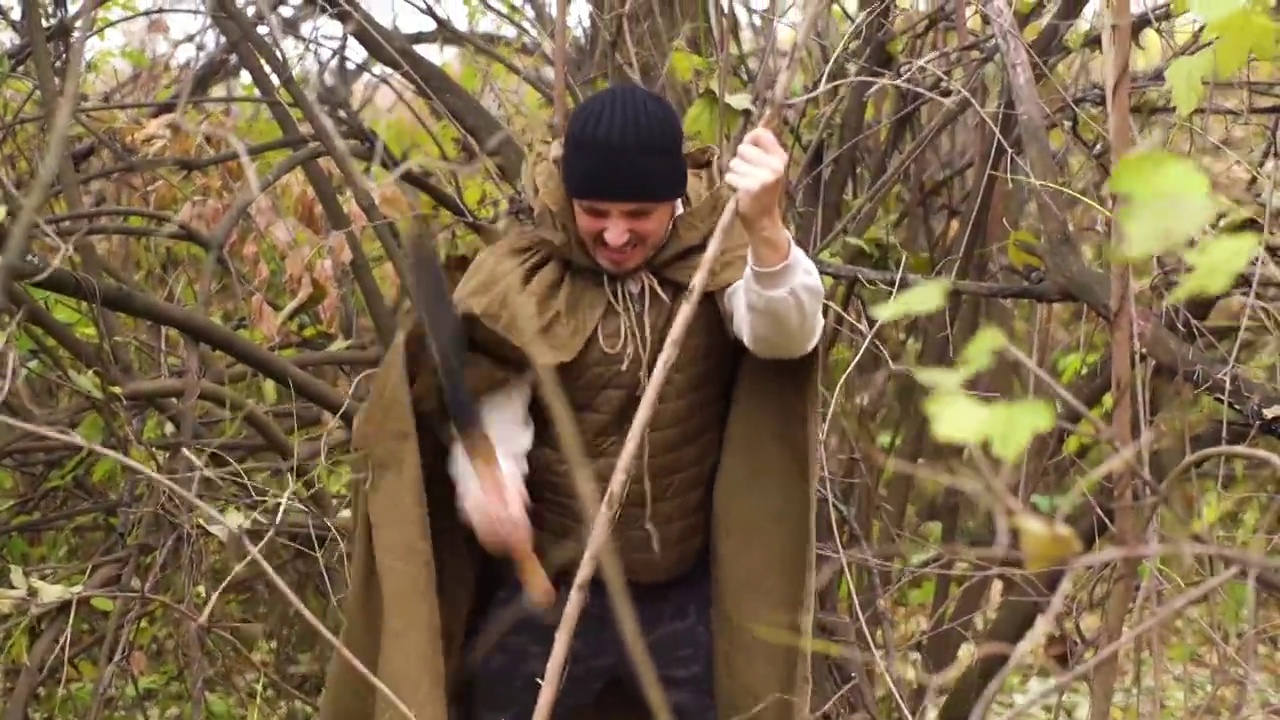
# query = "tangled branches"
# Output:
<box><xmin>1</xmin><ymin>0</ymin><xmax>1280</xmax><ymax>718</ymax></box>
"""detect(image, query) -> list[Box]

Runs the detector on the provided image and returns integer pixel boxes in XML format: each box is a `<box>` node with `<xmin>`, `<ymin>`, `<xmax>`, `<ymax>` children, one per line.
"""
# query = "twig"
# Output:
<box><xmin>816</xmin><ymin>260</ymin><xmax>1074</xmax><ymax>302</ymax></box>
<box><xmin>208</xmin><ymin>0</ymin><xmax>397</xmax><ymax>346</ymax></box>
<box><xmin>999</xmin><ymin>565</ymin><xmax>1243</xmax><ymax>720</ymax></box>
<box><xmin>1091</xmin><ymin>0</ymin><xmax>1137</xmax><ymax>715</ymax></box>
<box><xmin>9</xmin><ymin>260</ymin><xmax>353</xmax><ymax>424</ymax></box>
<box><xmin>0</xmin><ymin>0</ymin><xmax>99</xmax><ymax>309</ymax></box>
<box><xmin>513</xmin><ymin>302</ymin><xmax>674</xmax><ymax>718</ymax></box>
<box><xmin>552</xmin><ymin>0</ymin><xmax>568</xmax><ymax>134</ymax></box>
<box><xmin>529</xmin><ymin>2</ymin><xmax>826</xmax><ymax>718</ymax></box>
<box><xmin>0</xmin><ymin>413</ymin><xmax>420</xmax><ymax>720</ymax></box>
<box><xmin>999</xmin><ymin>464</ymin><xmax>1280</xmax><ymax>720</ymax></box>
<box><xmin>1</xmin><ymin>562</ymin><xmax>121</xmax><ymax>720</ymax></box>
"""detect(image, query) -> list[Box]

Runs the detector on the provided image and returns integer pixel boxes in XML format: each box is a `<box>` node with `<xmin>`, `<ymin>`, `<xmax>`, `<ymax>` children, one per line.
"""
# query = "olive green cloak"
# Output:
<box><xmin>316</xmin><ymin>140</ymin><xmax>819</xmax><ymax>720</ymax></box>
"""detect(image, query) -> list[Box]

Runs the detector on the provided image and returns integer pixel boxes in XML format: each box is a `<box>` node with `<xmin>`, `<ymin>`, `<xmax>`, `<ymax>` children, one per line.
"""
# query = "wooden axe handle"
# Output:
<box><xmin>457</xmin><ymin>428</ymin><xmax>556</xmax><ymax>609</ymax></box>
<box><xmin>401</xmin><ymin>221</ymin><xmax>553</xmax><ymax>609</ymax></box>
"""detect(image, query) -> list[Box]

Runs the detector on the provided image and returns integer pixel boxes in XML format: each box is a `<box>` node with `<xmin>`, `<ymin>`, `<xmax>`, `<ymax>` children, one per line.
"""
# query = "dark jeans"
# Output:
<box><xmin>463</xmin><ymin>556</ymin><xmax>715</xmax><ymax>720</ymax></box>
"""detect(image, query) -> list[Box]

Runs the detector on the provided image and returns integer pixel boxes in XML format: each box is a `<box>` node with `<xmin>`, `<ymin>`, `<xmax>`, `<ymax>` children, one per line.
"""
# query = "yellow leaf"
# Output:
<box><xmin>28</xmin><ymin>578</ymin><xmax>73</xmax><ymax>605</ymax></box>
<box><xmin>1133</xmin><ymin>27</ymin><xmax>1164</xmax><ymax>73</ymax></box>
<box><xmin>966</xmin><ymin>5</ymin><xmax>985</xmax><ymax>33</ymax></box>
<box><xmin>1012</xmin><ymin>511</ymin><xmax>1084</xmax><ymax>571</ymax></box>
<box><xmin>8</xmin><ymin>565</ymin><xmax>27</xmax><ymax>591</ymax></box>
<box><xmin>0</xmin><ymin>588</ymin><xmax>24</xmax><ymax>616</ymax></box>
<box><xmin>132</xmin><ymin>113</ymin><xmax>176</xmax><ymax>144</ymax></box>
<box><xmin>1007</xmin><ymin>229</ymin><xmax>1043</xmax><ymax>270</ymax></box>
<box><xmin>1023</xmin><ymin>19</ymin><xmax>1045</xmax><ymax>41</ymax></box>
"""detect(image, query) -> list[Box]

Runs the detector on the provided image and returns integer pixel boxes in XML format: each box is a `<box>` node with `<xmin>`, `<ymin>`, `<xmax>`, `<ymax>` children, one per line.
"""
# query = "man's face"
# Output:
<box><xmin>571</xmin><ymin>200</ymin><xmax>676</xmax><ymax>275</ymax></box>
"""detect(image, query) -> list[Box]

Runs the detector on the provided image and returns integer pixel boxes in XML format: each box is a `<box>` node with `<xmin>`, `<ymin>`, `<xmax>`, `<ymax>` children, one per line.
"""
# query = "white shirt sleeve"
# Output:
<box><xmin>447</xmin><ymin>372</ymin><xmax>537</xmax><ymax>495</ymax></box>
<box><xmin>717</xmin><ymin>233</ymin><xmax>826</xmax><ymax>360</ymax></box>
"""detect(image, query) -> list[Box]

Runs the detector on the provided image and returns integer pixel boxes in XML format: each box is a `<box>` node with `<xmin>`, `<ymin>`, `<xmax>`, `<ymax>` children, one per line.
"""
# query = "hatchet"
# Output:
<box><xmin>402</xmin><ymin>228</ymin><xmax>555</xmax><ymax>610</ymax></box>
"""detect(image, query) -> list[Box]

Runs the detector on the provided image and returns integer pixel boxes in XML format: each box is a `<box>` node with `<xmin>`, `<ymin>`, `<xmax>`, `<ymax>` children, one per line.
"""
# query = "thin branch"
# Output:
<box><xmin>816</xmin><ymin>260</ymin><xmax>1074</xmax><ymax>303</ymax></box>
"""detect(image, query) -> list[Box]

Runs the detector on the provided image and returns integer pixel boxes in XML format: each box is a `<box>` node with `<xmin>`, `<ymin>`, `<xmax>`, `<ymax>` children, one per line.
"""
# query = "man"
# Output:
<box><xmin>317</xmin><ymin>83</ymin><xmax>822</xmax><ymax>720</ymax></box>
<box><xmin>452</xmin><ymin>83</ymin><xmax>824</xmax><ymax>720</ymax></box>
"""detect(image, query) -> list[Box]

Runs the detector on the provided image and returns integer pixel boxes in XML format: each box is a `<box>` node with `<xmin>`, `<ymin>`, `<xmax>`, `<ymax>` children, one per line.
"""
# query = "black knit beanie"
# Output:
<box><xmin>561</xmin><ymin>84</ymin><xmax>687</xmax><ymax>203</ymax></box>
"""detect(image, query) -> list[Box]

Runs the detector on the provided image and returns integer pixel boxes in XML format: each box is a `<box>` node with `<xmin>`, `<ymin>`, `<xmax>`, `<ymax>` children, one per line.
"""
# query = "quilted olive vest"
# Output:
<box><xmin>526</xmin><ymin>277</ymin><xmax>742</xmax><ymax>584</ymax></box>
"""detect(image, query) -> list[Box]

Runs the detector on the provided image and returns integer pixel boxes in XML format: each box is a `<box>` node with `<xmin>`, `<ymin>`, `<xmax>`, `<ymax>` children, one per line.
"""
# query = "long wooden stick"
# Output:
<box><xmin>529</xmin><ymin>5</ymin><xmax>825</xmax><ymax>718</ymax></box>
<box><xmin>1090</xmin><ymin>0</ymin><xmax>1136</xmax><ymax>717</ymax></box>
<box><xmin>512</xmin><ymin>309</ymin><xmax>676</xmax><ymax>720</ymax></box>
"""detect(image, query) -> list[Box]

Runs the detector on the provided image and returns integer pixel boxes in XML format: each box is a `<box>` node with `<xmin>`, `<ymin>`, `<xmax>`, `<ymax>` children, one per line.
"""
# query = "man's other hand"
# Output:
<box><xmin>456</xmin><ymin>453</ymin><xmax>534</xmax><ymax>554</ymax></box>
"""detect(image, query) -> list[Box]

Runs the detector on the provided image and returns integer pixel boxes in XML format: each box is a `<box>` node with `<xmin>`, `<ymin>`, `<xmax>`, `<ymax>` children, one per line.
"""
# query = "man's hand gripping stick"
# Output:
<box><xmin>455</xmin><ymin>428</ymin><xmax>554</xmax><ymax>608</ymax></box>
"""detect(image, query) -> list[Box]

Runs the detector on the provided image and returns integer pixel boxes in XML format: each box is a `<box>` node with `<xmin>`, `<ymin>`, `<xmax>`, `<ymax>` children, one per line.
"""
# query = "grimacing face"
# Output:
<box><xmin>571</xmin><ymin>199</ymin><xmax>677</xmax><ymax>275</ymax></box>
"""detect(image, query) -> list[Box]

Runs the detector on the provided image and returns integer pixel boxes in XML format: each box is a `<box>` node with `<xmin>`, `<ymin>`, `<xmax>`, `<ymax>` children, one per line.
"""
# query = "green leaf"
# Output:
<box><xmin>922</xmin><ymin>392</ymin><xmax>991</xmax><ymax>445</ymax></box>
<box><xmin>205</xmin><ymin>693</ymin><xmax>234</xmax><ymax>720</ymax></box>
<box><xmin>8</xmin><ymin>565</ymin><xmax>27</xmax><ymax>591</ymax></box>
<box><xmin>669</xmin><ymin>43</ymin><xmax>708</xmax><ymax>84</ymax></box>
<box><xmin>1108</xmin><ymin>149</ymin><xmax>1218</xmax><ymax>259</ymax></box>
<box><xmin>77</xmin><ymin>413</ymin><xmax>105</xmax><ymax>444</ymax></box>
<box><xmin>68</xmin><ymin>369</ymin><xmax>105</xmax><ymax>400</ymax></box>
<box><xmin>681</xmin><ymin>90</ymin><xmax>748</xmax><ymax>144</ymax></box>
<box><xmin>923</xmin><ymin>392</ymin><xmax>1056</xmax><ymax>463</ymax></box>
<box><xmin>913</xmin><ymin>326</ymin><xmax>1010</xmax><ymax>391</ymax></box>
<box><xmin>1012</xmin><ymin>510</ymin><xmax>1084</xmax><ymax>571</ymax></box>
<box><xmin>1164</xmin><ymin>51</ymin><xmax>1214</xmax><ymax>116</ymax></box>
<box><xmin>1188</xmin><ymin>0</ymin><xmax>1250</xmax><ymax>25</ymax></box>
<box><xmin>985</xmin><ymin>399</ymin><xmax>1057</xmax><ymax>463</ymax></box>
<box><xmin>957</xmin><ymin>326</ymin><xmax>1009</xmax><ymax>375</ymax></box>
<box><xmin>911</xmin><ymin>365</ymin><xmax>970</xmax><ymax>392</ymax></box>
<box><xmin>919</xmin><ymin>520</ymin><xmax>943</xmax><ymax>544</ymax></box>
<box><xmin>90</xmin><ymin>457</ymin><xmax>118</xmax><ymax>483</ymax></box>
<box><xmin>1206</xmin><ymin>8</ymin><xmax>1277</xmax><ymax>78</ymax></box>
<box><xmin>682</xmin><ymin>92</ymin><xmax>722</xmax><ymax>145</ymax></box>
<box><xmin>262</xmin><ymin>379</ymin><xmax>278</xmax><ymax>405</ymax></box>
<box><xmin>1030</xmin><ymin>493</ymin><xmax>1055</xmax><ymax>514</ymax></box>
<box><xmin>1006</xmin><ymin>229</ymin><xmax>1042</xmax><ymax>270</ymax></box>
<box><xmin>1165</xmin><ymin>3</ymin><xmax>1278</xmax><ymax>119</ymax></box>
<box><xmin>868</xmin><ymin>278</ymin><xmax>952</xmax><ymax>322</ymax></box>
<box><xmin>1167</xmin><ymin>231</ymin><xmax>1260</xmax><ymax>302</ymax></box>
<box><xmin>722</xmin><ymin>93</ymin><xmax>753</xmax><ymax>112</ymax></box>
<box><xmin>457</xmin><ymin>62</ymin><xmax>483</xmax><ymax>95</ymax></box>
<box><xmin>89</xmin><ymin>596</ymin><xmax>115</xmax><ymax>612</ymax></box>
